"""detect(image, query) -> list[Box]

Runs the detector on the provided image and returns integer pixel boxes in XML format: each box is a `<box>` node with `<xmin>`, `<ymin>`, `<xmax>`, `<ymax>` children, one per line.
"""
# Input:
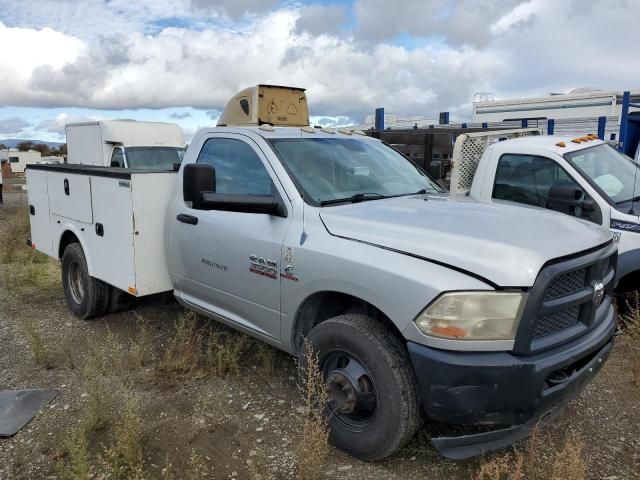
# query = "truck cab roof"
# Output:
<box><xmin>193</xmin><ymin>126</ymin><xmax>374</xmax><ymax>141</ymax></box>
<box><xmin>490</xmin><ymin>135</ymin><xmax>605</xmax><ymax>156</ymax></box>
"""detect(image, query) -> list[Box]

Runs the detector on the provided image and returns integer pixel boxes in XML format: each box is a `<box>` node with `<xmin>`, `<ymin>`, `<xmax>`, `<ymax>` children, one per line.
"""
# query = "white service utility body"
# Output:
<box><xmin>450</xmin><ymin>129</ymin><xmax>640</xmax><ymax>292</ymax></box>
<box><xmin>27</xmin><ymin>165</ymin><xmax>175</xmax><ymax>296</ymax></box>
<box><xmin>66</xmin><ymin>120</ymin><xmax>186</xmax><ymax>170</ymax></box>
<box><xmin>27</xmin><ymin>85</ymin><xmax>618</xmax><ymax>462</ymax></box>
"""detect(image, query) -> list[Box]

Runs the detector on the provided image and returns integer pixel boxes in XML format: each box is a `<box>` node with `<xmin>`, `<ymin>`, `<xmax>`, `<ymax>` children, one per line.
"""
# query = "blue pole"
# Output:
<box><xmin>522</xmin><ymin>119</ymin><xmax>528</xmax><ymax>128</ymax></box>
<box><xmin>547</xmin><ymin>119</ymin><xmax>555</xmax><ymax>135</ymax></box>
<box><xmin>482</xmin><ymin>122</ymin><xmax>488</xmax><ymax>128</ymax></box>
<box><xmin>462</xmin><ymin>123</ymin><xmax>467</xmax><ymax>129</ymax></box>
<box><xmin>597</xmin><ymin>116</ymin><xmax>606</xmax><ymax>140</ymax></box>
<box><xmin>619</xmin><ymin>91</ymin><xmax>630</xmax><ymax>152</ymax></box>
<box><xmin>375</xmin><ymin>108</ymin><xmax>385</xmax><ymax>131</ymax></box>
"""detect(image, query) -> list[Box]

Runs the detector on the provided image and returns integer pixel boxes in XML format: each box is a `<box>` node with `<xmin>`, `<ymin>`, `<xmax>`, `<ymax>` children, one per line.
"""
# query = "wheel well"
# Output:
<box><xmin>617</xmin><ymin>269</ymin><xmax>640</xmax><ymax>294</ymax></box>
<box><xmin>58</xmin><ymin>231</ymin><xmax>80</xmax><ymax>259</ymax></box>
<box><xmin>292</xmin><ymin>291</ymin><xmax>404</xmax><ymax>354</ymax></box>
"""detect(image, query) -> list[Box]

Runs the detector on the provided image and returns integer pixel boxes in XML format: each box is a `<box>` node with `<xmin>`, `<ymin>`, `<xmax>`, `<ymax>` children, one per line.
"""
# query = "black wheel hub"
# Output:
<box><xmin>326</xmin><ymin>372</ymin><xmax>356</xmax><ymax>414</ymax></box>
<box><xmin>323</xmin><ymin>350</ymin><xmax>378</xmax><ymax>430</ymax></box>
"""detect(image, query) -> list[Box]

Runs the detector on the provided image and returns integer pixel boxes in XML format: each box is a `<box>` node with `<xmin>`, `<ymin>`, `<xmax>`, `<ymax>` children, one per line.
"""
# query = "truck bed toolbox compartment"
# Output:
<box><xmin>27</xmin><ymin>164</ymin><xmax>175</xmax><ymax>296</ymax></box>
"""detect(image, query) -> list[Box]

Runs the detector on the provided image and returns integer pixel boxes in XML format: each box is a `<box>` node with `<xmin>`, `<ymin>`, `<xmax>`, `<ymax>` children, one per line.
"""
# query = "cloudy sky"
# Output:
<box><xmin>0</xmin><ymin>0</ymin><xmax>638</xmax><ymax>142</ymax></box>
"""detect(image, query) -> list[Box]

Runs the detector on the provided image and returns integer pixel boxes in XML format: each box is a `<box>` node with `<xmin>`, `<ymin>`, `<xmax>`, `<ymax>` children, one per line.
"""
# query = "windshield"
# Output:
<box><xmin>565</xmin><ymin>143</ymin><xmax>640</xmax><ymax>207</ymax></box>
<box><xmin>268</xmin><ymin>137</ymin><xmax>443</xmax><ymax>205</ymax></box>
<box><xmin>125</xmin><ymin>146</ymin><xmax>185</xmax><ymax>170</ymax></box>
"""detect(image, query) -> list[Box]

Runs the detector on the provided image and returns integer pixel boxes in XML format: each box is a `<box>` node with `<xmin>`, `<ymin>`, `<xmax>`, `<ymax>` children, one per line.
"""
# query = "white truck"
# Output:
<box><xmin>65</xmin><ymin>120</ymin><xmax>186</xmax><ymax>170</ymax></box>
<box><xmin>27</xmin><ymin>85</ymin><xmax>617</xmax><ymax>461</ymax></box>
<box><xmin>450</xmin><ymin>129</ymin><xmax>640</xmax><ymax>294</ymax></box>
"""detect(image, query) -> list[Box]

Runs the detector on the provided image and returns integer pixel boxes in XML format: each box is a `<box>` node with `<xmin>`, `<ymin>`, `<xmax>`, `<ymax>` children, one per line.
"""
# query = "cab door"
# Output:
<box><xmin>491</xmin><ymin>153</ymin><xmax>605</xmax><ymax>225</ymax></box>
<box><xmin>170</xmin><ymin>134</ymin><xmax>291</xmax><ymax>341</ymax></box>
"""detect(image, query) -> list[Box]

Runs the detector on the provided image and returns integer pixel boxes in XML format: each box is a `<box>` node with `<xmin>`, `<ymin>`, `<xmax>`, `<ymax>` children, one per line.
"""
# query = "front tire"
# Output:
<box><xmin>300</xmin><ymin>314</ymin><xmax>420</xmax><ymax>461</ymax></box>
<box><xmin>61</xmin><ymin>243</ymin><xmax>109</xmax><ymax>319</ymax></box>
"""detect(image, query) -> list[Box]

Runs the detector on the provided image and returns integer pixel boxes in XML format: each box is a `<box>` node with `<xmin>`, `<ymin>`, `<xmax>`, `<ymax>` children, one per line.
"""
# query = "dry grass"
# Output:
<box><xmin>57</xmin><ymin>429</ymin><xmax>91</xmax><ymax>480</ymax></box>
<box><xmin>621</xmin><ymin>293</ymin><xmax>640</xmax><ymax>385</ymax></box>
<box><xmin>550</xmin><ymin>438</ymin><xmax>586</xmax><ymax>480</ymax></box>
<box><xmin>473</xmin><ymin>428</ymin><xmax>586</xmax><ymax>480</ymax></box>
<box><xmin>0</xmin><ymin>205</ymin><xmax>34</xmax><ymax>265</ymax></box>
<box><xmin>0</xmin><ymin>204</ymin><xmax>61</xmax><ymax>300</ymax></box>
<box><xmin>101</xmin><ymin>398</ymin><xmax>145</xmax><ymax>480</ymax></box>
<box><xmin>157</xmin><ymin>309</ymin><xmax>276</xmax><ymax>384</ymax></box>
<box><xmin>20</xmin><ymin>316</ymin><xmax>73</xmax><ymax>369</ymax></box>
<box><xmin>473</xmin><ymin>452</ymin><xmax>523</xmax><ymax>480</ymax></box>
<box><xmin>157</xmin><ymin>310</ymin><xmax>205</xmax><ymax>380</ymax></box>
<box><xmin>295</xmin><ymin>343</ymin><xmax>329</xmax><ymax>480</ymax></box>
<box><xmin>204</xmin><ymin>324</ymin><xmax>251</xmax><ymax>377</ymax></box>
<box><xmin>20</xmin><ymin>316</ymin><xmax>53</xmax><ymax>368</ymax></box>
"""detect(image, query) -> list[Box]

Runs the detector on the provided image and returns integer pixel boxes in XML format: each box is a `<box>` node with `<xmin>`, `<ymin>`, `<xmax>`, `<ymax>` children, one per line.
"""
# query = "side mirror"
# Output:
<box><xmin>547</xmin><ymin>182</ymin><xmax>600</xmax><ymax>222</ymax></box>
<box><xmin>183</xmin><ymin>163</ymin><xmax>215</xmax><ymax>209</ymax></box>
<box><xmin>427</xmin><ymin>160</ymin><xmax>444</xmax><ymax>180</ymax></box>
<box><xmin>546</xmin><ymin>182</ymin><xmax>583</xmax><ymax>214</ymax></box>
<box><xmin>200</xmin><ymin>192</ymin><xmax>286</xmax><ymax>217</ymax></box>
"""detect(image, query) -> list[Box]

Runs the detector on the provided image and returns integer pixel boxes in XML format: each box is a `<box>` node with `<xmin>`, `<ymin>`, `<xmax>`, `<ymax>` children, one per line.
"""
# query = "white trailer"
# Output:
<box><xmin>472</xmin><ymin>89</ymin><xmax>640</xmax><ymax>139</ymax></box>
<box><xmin>26</xmin><ymin>164</ymin><xmax>175</xmax><ymax>308</ymax></box>
<box><xmin>65</xmin><ymin>120</ymin><xmax>185</xmax><ymax>170</ymax></box>
<box><xmin>0</xmin><ymin>150</ymin><xmax>42</xmax><ymax>174</ymax></box>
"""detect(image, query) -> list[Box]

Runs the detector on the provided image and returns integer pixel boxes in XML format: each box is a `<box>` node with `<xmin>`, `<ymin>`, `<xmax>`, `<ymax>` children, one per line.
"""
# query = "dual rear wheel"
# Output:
<box><xmin>61</xmin><ymin>243</ymin><xmax>133</xmax><ymax>319</ymax></box>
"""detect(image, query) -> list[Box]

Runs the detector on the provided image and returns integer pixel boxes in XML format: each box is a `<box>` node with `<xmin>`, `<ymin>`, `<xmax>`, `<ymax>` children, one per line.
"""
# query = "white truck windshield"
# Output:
<box><xmin>125</xmin><ymin>146</ymin><xmax>185</xmax><ymax>170</ymax></box>
<box><xmin>269</xmin><ymin>138</ymin><xmax>442</xmax><ymax>205</ymax></box>
<box><xmin>566</xmin><ymin>144</ymin><xmax>640</xmax><ymax>207</ymax></box>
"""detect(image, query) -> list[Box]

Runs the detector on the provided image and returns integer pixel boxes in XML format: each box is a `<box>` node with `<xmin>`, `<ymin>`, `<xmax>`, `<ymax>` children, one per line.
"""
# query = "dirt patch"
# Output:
<box><xmin>0</xmin><ymin>191</ymin><xmax>639</xmax><ymax>479</ymax></box>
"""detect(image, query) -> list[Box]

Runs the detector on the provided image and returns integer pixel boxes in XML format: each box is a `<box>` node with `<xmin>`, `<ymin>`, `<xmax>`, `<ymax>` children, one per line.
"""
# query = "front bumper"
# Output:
<box><xmin>407</xmin><ymin>304</ymin><xmax>616</xmax><ymax>459</ymax></box>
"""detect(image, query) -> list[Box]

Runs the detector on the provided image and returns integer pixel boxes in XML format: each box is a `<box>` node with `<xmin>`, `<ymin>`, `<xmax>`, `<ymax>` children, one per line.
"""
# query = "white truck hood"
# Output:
<box><xmin>319</xmin><ymin>194</ymin><xmax>612</xmax><ymax>286</ymax></box>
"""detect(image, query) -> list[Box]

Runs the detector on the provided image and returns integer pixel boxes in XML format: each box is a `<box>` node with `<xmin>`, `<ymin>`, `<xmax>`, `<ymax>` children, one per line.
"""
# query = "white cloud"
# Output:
<box><xmin>0</xmin><ymin>116</ymin><xmax>30</xmax><ymax>135</ymax></box>
<box><xmin>294</xmin><ymin>4</ymin><xmax>347</xmax><ymax>36</ymax></box>
<box><xmin>0</xmin><ymin>9</ymin><xmax>499</xmax><ymax>121</ymax></box>
<box><xmin>35</xmin><ymin>113</ymin><xmax>100</xmax><ymax>136</ymax></box>
<box><xmin>353</xmin><ymin>0</ymin><xmax>526</xmax><ymax>46</ymax></box>
<box><xmin>0</xmin><ymin>21</ymin><xmax>85</xmax><ymax>78</ymax></box>
<box><xmin>0</xmin><ymin>0</ymin><xmax>638</xmax><ymax>131</ymax></box>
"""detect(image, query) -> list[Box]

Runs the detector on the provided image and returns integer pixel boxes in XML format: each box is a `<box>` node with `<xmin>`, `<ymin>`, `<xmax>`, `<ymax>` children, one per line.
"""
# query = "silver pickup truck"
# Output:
<box><xmin>27</xmin><ymin>86</ymin><xmax>618</xmax><ymax>461</ymax></box>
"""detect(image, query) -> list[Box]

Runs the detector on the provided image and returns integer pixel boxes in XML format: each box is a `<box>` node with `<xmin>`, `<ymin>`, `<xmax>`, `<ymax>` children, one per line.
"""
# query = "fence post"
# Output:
<box><xmin>597</xmin><ymin>116</ymin><xmax>606</xmax><ymax>140</ymax></box>
<box><xmin>375</xmin><ymin>107</ymin><xmax>385</xmax><ymax>131</ymax></box>
<box><xmin>461</xmin><ymin>123</ymin><xmax>467</xmax><ymax>129</ymax></box>
<box><xmin>547</xmin><ymin>119</ymin><xmax>554</xmax><ymax>135</ymax></box>
<box><xmin>522</xmin><ymin>119</ymin><xmax>528</xmax><ymax>128</ymax></box>
<box><xmin>619</xmin><ymin>91</ymin><xmax>630</xmax><ymax>151</ymax></box>
<box><xmin>439</xmin><ymin>112</ymin><xmax>450</xmax><ymax>125</ymax></box>
<box><xmin>482</xmin><ymin>122</ymin><xmax>488</xmax><ymax>129</ymax></box>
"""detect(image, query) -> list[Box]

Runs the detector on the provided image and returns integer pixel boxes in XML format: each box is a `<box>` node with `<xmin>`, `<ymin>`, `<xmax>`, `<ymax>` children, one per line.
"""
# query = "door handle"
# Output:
<box><xmin>176</xmin><ymin>213</ymin><xmax>198</xmax><ymax>225</ymax></box>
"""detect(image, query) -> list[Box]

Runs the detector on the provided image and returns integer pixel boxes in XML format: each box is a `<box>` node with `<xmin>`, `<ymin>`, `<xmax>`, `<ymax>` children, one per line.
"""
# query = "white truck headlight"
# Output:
<box><xmin>415</xmin><ymin>292</ymin><xmax>526</xmax><ymax>341</ymax></box>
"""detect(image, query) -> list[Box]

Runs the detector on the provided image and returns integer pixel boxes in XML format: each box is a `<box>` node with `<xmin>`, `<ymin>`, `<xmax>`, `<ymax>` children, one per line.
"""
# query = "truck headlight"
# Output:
<box><xmin>415</xmin><ymin>292</ymin><xmax>526</xmax><ymax>341</ymax></box>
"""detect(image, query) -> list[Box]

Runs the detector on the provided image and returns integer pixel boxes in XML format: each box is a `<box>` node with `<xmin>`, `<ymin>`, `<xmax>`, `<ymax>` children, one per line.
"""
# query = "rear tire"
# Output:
<box><xmin>300</xmin><ymin>314</ymin><xmax>420</xmax><ymax>461</ymax></box>
<box><xmin>108</xmin><ymin>286</ymin><xmax>136</xmax><ymax>313</ymax></box>
<box><xmin>61</xmin><ymin>243</ymin><xmax>109</xmax><ymax>319</ymax></box>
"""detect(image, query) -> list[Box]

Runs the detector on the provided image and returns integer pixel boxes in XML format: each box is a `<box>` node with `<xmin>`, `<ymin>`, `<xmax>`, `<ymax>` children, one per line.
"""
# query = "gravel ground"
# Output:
<box><xmin>0</xmin><ymin>189</ymin><xmax>639</xmax><ymax>479</ymax></box>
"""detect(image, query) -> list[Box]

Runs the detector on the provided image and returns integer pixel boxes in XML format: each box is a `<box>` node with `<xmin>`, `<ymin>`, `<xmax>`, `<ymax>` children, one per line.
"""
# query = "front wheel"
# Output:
<box><xmin>300</xmin><ymin>314</ymin><xmax>421</xmax><ymax>461</ymax></box>
<box><xmin>61</xmin><ymin>243</ymin><xmax>109</xmax><ymax>319</ymax></box>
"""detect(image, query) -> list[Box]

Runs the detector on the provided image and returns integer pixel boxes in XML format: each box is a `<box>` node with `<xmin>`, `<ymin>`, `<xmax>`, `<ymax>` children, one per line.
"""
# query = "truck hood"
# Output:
<box><xmin>319</xmin><ymin>195</ymin><xmax>612</xmax><ymax>286</ymax></box>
